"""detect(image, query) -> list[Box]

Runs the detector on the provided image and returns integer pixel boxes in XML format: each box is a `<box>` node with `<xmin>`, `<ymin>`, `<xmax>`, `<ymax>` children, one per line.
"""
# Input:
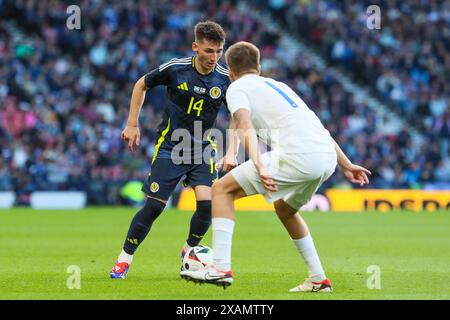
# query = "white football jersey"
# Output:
<box><xmin>226</xmin><ymin>74</ymin><xmax>335</xmax><ymax>154</ymax></box>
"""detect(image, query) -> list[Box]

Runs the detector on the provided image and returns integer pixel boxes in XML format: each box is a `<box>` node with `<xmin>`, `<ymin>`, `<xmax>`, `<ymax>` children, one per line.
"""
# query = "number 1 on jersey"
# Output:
<box><xmin>264</xmin><ymin>81</ymin><xmax>298</xmax><ymax>108</ymax></box>
<box><xmin>187</xmin><ymin>97</ymin><xmax>204</xmax><ymax>116</ymax></box>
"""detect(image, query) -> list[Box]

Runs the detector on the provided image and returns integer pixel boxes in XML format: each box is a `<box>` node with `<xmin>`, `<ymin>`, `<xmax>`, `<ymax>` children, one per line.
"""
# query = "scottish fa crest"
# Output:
<box><xmin>209</xmin><ymin>86</ymin><xmax>221</xmax><ymax>99</ymax></box>
<box><xmin>150</xmin><ymin>182</ymin><xmax>159</xmax><ymax>193</ymax></box>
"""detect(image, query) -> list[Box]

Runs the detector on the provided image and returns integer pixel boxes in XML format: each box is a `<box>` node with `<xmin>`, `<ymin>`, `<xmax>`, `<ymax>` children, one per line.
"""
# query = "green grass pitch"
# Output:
<box><xmin>0</xmin><ymin>207</ymin><xmax>449</xmax><ymax>300</ymax></box>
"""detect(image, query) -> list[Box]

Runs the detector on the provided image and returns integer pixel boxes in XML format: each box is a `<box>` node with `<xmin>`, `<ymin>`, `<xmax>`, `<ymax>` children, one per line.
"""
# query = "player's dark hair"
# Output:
<box><xmin>225</xmin><ymin>41</ymin><xmax>260</xmax><ymax>76</ymax></box>
<box><xmin>194</xmin><ymin>20</ymin><xmax>226</xmax><ymax>44</ymax></box>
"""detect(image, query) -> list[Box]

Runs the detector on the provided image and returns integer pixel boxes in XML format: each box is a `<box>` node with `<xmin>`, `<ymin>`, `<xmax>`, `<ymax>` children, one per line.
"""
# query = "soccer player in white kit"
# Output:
<box><xmin>181</xmin><ymin>41</ymin><xmax>371</xmax><ymax>292</ymax></box>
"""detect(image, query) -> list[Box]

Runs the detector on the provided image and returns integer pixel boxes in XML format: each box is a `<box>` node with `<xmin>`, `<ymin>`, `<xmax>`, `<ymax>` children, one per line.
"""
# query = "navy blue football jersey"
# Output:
<box><xmin>144</xmin><ymin>56</ymin><xmax>230</xmax><ymax>163</ymax></box>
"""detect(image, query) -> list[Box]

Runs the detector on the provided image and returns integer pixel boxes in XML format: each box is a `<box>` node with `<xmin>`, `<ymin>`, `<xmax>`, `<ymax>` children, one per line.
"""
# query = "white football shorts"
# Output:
<box><xmin>230</xmin><ymin>151</ymin><xmax>337</xmax><ymax>210</ymax></box>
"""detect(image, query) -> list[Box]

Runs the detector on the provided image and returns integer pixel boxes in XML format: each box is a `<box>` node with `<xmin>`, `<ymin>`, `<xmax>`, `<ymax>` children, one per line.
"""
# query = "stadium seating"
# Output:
<box><xmin>0</xmin><ymin>0</ymin><xmax>448</xmax><ymax>204</ymax></box>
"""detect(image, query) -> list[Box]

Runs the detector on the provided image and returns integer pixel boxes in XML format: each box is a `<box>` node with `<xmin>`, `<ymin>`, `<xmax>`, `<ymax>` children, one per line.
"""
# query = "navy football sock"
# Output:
<box><xmin>123</xmin><ymin>197</ymin><xmax>166</xmax><ymax>255</ymax></box>
<box><xmin>186</xmin><ymin>200</ymin><xmax>212</xmax><ymax>247</ymax></box>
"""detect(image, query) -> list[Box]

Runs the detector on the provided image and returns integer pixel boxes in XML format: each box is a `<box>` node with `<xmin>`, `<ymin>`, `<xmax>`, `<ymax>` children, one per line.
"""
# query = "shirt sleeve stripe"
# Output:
<box><xmin>216</xmin><ymin>69</ymin><xmax>229</xmax><ymax>76</ymax></box>
<box><xmin>159</xmin><ymin>61</ymin><xmax>191</xmax><ymax>72</ymax></box>
<box><xmin>216</xmin><ymin>64</ymin><xmax>229</xmax><ymax>73</ymax></box>
<box><xmin>159</xmin><ymin>57</ymin><xmax>192</xmax><ymax>70</ymax></box>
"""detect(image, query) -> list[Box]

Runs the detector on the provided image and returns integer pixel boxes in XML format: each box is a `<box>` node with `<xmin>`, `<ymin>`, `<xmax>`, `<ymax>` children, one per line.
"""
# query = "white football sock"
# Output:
<box><xmin>118</xmin><ymin>249</ymin><xmax>133</xmax><ymax>264</ymax></box>
<box><xmin>212</xmin><ymin>217</ymin><xmax>235</xmax><ymax>271</ymax></box>
<box><xmin>292</xmin><ymin>235</ymin><xmax>326</xmax><ymax>282</ymax></box>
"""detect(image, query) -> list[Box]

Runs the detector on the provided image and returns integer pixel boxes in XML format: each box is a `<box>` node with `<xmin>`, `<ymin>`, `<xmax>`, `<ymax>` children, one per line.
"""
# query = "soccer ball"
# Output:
<box><xmin>182</xmin><ymin>245</ymin><xmax>213</xmax><ymax>271</ymax></box>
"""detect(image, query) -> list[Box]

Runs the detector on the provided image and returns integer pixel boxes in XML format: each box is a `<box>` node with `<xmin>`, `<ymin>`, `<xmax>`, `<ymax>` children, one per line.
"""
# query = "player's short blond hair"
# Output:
<box><xmin>225</xmin><ymin>41</ymin><xmax>260</xmax><ymax>76</ymax></box>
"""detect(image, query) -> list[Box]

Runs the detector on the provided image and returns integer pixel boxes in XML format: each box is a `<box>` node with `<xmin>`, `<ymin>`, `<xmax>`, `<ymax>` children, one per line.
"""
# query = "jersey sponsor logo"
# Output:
<box><xmin>177</xmin><ymin>82</ymin><xmax>189</xmax><ymax>91</ymax></box>
<box><xmin>150</xmin><ymin>182</ymin><xmax>160</xmax><ymax>193</ymax></box>
<box><xmin>209</xmin><ymin>86</ymin><xmax>221</xmax><ymax>99</ymax></box>
<box><xmin>194</xmin><ymin>86</ymin><xmax>207</xmax><ymax>94</ymax></box>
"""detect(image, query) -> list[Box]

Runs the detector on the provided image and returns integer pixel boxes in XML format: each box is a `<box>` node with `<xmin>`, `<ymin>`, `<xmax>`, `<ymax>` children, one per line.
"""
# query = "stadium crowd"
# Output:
<box><xmin>264</xmin><ymin>0</ymin><xmax>449</xmax><ymax>179</ymax></box>
<box><xmin>0</xmin><ymin>0</ymin><xmax>448</xmax><ymax>205</ymax></box>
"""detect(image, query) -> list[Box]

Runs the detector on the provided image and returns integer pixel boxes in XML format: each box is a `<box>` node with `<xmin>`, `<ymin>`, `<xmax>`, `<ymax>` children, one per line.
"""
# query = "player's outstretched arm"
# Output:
<box><xmin>121</xmin><ymin>75</ymin><xmax>147</xmax><ymax>152</ymax></box>
<box><xmin>332</xmin><ymin>138</ymin><xmax>372</xmax><ymax>187</ymax></box>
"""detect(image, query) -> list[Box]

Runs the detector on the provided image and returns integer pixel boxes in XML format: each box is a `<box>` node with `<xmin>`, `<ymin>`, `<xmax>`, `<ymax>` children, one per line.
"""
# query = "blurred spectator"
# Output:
<box><xmin>1</xmin><ymin>0</ymin><xmax>448</xmax><ymax>206</ymax></box>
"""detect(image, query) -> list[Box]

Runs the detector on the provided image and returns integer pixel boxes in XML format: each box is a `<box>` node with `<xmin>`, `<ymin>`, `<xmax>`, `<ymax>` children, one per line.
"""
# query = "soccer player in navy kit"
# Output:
<box><xmin>110</xmin><ymin>21</ymin><xmax>232</xmax><ymax>279</ymax></box>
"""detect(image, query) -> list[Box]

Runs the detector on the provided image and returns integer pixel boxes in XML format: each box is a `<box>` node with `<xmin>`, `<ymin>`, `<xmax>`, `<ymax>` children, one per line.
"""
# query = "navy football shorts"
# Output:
<box><xmin>142</xmin><ymin>157</ymin><xmax>218</xmax><ymax>201</ymax></box>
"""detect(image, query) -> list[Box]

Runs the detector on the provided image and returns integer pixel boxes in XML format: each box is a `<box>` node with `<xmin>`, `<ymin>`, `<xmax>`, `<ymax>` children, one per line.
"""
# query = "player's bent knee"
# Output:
<box><xmin>142</xmin><ymin>196</ymin><xmax>167</xmax><ymax>223</ymax></box>
<box><xmin>145</xmin><ymin>195</ymin><xmax>167</xmax><ymax>205</ymax></box>
<box><xmin>274</xmin><ymin>200</ymin><xmax>297</xmax><ymax>219</ymax></box>
<box><xmin>212</xmin><ymin>179</ymin><xmax>226</xmax><ymax>195</ymax></box>
<box><xmin>212</xmin><ymin>174</ymin><xmax>242</xmax><ymax>195</ymax></box>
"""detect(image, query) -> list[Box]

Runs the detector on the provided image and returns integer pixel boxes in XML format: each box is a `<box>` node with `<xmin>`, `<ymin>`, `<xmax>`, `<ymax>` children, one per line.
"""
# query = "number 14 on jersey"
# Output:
<box><xmin>187</xmin><ymin>97</ymin><xmax>204</xmax><ymax>117</ymax></box>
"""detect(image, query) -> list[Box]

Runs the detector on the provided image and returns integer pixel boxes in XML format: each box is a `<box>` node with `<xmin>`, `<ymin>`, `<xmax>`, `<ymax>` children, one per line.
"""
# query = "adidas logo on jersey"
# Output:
<box><xmin>177</xmin><ymin>82</ymin><xmax>188</xmax><ymax>91</ymax></box>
